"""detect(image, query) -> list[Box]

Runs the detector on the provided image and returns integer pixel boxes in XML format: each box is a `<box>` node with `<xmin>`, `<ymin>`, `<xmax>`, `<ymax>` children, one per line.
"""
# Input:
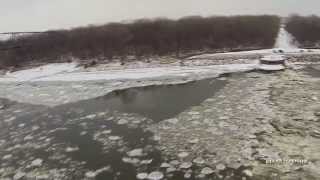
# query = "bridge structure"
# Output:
<box><xmin>0</xmin><ymin>31</ymin><xmax>53</xmax><ymax>51</ymax></box>
<box><xmin>0</xmin><ymin>31</ymin><xmax>47</xmax><ymax>38</ymax></box>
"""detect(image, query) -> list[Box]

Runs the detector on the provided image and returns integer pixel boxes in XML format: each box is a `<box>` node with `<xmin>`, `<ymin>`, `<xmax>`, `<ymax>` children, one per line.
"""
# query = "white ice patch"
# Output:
<box><xmin>147</xmin><ymin>171</ymin><xmax>164</xmax><ymax>180</ymax></box>
<box><xmin>127</xmin><ymin>148</ymin><xmax>144</xmax><ymax>157</ymax></box>
<box><xmin>4</xmin><ymin>62</ymin><xmax>79</xmax><ymax>82</ymax></box>
<box><xmin>136</xmin><ymin>173</ymin><xmax>148</xmax><ymax>179</ymax></box>
<box><xmin>259</xmin><ymin>64</ymin><xmax>285</xmax><ymax>71</ymax></box>
<box><xmin>200</xmin><ymin>167</ymin><xmax>214</xmax><ymax>175</ymax></box>
<box><xmin>0</xmin><ymin>63</ymin><xmax>258</xmax><ymax>82</ymax></box>
<box><xmin>261</xmin><ymin>55</ymin><xmax>285</xmax><ymax>62</ymax></box>
<box><xmin>30</xmin><ymin>158</ymin><xmax>43</xmax><ymax>167</ymax></box>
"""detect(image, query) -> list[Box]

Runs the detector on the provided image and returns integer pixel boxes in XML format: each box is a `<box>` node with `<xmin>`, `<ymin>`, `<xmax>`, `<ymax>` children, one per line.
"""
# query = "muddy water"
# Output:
<box><xmin>0</xmin><ymin>76</ymin><xmax>229</xmax><ymax>180</ymax></box>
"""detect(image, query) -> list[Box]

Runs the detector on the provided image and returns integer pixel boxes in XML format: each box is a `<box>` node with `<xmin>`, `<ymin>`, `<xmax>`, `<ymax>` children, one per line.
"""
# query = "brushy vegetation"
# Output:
<box><xmin>286</xmin><ymin>15</ymin><xmax>320</xmax><ymax>48</ymax></box>
<box><xmin>0</xmin><ymin>15</ymin><xmax>280</xmax><ymax>67</ymax></box>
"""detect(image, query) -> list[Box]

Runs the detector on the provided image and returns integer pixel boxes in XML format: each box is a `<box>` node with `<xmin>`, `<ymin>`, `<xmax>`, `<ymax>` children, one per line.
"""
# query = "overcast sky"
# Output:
<box><xmin>1</xmin><ymin>0</ymin><xmax>319</xmax><ymax>32</ymax></box>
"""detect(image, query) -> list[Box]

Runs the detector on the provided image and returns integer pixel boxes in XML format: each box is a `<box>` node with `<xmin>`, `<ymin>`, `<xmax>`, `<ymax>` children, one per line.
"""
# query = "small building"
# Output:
<box><xmin>259</xmin><ymin>55</ymin><xmax>286</xmax><ymax>71</ymax></box>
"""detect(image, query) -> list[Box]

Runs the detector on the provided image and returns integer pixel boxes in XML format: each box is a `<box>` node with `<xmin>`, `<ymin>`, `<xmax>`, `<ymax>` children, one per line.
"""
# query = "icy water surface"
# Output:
<box><xmin>303</xmin><ymin>65</ymin><xmax>320</xmax><ymax>77</ymax></box>
<box><xmin>62</xmin><ymin>77</ymin><xmax>227</xmax><ymax>122</ymax></box>
<box><xmin>0</xmin><ymin>76</ymin><xmax>230</xmax><ymax>180</ymax></box>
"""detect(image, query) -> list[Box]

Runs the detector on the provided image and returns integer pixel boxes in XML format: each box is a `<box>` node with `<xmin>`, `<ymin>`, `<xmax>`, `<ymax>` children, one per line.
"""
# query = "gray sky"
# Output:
<box><xmin>0</xmin><ymin>0</ymin><xmax>319</xmax><ymax>32</ymax></box>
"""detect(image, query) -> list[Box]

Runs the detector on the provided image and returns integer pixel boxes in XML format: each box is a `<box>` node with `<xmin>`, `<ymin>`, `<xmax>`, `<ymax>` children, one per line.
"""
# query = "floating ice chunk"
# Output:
<box><xmin>31</xmin><ymin>158</ymin><xmax>43</xmax><ymax>167</ymax></box>
<box><xmin>193</xmin><ymin>157</ymin><xmax>205</xmax><ymax>164</ymax></box>
<box><xmin>170</xmin><ymin>160</ymin><xmax>180</xmax><ymax>166</ymax></box>
<box><xmin>178</xmin><ymin>152</ymin><xmax>189</xmax><ymax>158</ymax></box>
<box><xmin>191</xmin><ymin>115</ymin><xmax>201</xmax><ymax>119</ymax></box>
<box><xmin>166</xmin><ymin>118</ymin><xmax>178</xmax><ymax>124</ymax></box>
<box><xmin>147</xmin><ymin>171</ymin><xmax>164</xmax><ymax>180</ymax></box>
<box><xmin>109</xmin><ymin>136</ymin><xmax>121</xmax><ymax>141</ymax></box>
<box><xmin>166</xmin><ymin>167</ymin><xmax>176</xmax><ymax>173</ymax></box>
<box><xmin>218</xmin><ymin>122</ymin><xmax>228</xmax><ymax>128</ymax></box>
<box><xmin>36</xmin><ymin>174</ymin><xmax>50</xmax><ymax>179</ymax></box>
<box><xmin>191</xmin><ymin>121</ymin><xmax>201</xmax><ymax>125</ymax></box>
<box><xmin>85</xmin><ymin>114</ymin><xmax>97</xmax><ymax>119</ymax></box>
<box><xmin>204</xmin><ymin>109</ymin><xmax>213</xmax><ymax>113</ymax></box>
<box><xmin>179</xmin><ymin>162</ymin><xmax>192</xmax><ymax>169</ymax></box>
<box><xmin>136</xmin><ymin>173</ymin><xmax>148</xmax><ymax>179</ymax></box>
<box><xmin>101</xmin><ymin>130</ymin><xmax>112</xmax><ymax>134</ymax></box>
<box><xmin>160</xmin><ymin>162</ymin><xmax>171</xmax><ymax>168</ymax></box>
<box><xmin>2</xmin><ymin>154</ymin><xmax>12</xmax><ymax>160</ymax></box>
<box><xmin>188</xmin><ymin>111</ymin><xmax>200</xmax><ymax>115</ymax></box>
<box><xmin>65</xmin><ymin>147</ymin><xmax>79</xmax><ymax>152</ymax></box>
<box><xmin>80</xmin><ymin>131</ymin><xmax>88</xmax><ymax>136</ymax></box>
<box><xmin>243</xmin><ymin>169</ymin><xmax>253</xmax><ymax>177</ymax></box>
<box><xmin>97</xmin><ymin>112</ymin><xmax>107</xmax><ymax>116</ymax></box>
<box><xmin>84</xmin><ymin>167</ymin><xmax>110</xmax><ymax>178</ymax></box>
<box><xmin>127</xmin><ymin>148</ymin><xmax>144</xmax><ymax>157</ymax></box>
<box><xmin>219</xmin><ymin>116</ymin><xmax>229</xmax><ymax>120</ymax></box>
<box><xmin>188</xmin><ymin>138</ymin><xmax>199</xmax><ymax>144</ymax></box>
<box><xmin>311</xmin><ymin>96</ymin><xmax>318</xmax><ymax>101</ymax></box>
<box><xmin>258</xmin><ymin>64</ymin><xmax>285</xmax><ymax>71</ymax></box>
<box><xmin>201</xmin><ymin>167</ymin><xmax>214</xmax><ymax>175</ymax></box>
<box><xmin>32</xmin><ymin>125</ymin><xmax>40</xmax><ymax>131</ymax></box>
<box><xmin>13</xmin><ymin>171</ymin><xmax>26</xmax><ymax>180</ymax></box>
<box><xmin>184</xmin><ymin>173</ymin><xmax>192</xmax><ymax>179</ymax></box>
<box><xmin>4</xmin><ymin>116</ymin><xmax>16</xmax><ymax>123</ymax></box>
<box><xmin>85</xmin><ymin>171</ymin><xmax>96</xmax><ymax>178</ymax></box>
<box><xmin>106</xmin><ymin>117</ymin><xmax>114</xmax><ymax>121</ymax></box>
<box><xmin>153</xmin><ymin>135</ymin><xmax>161</xmax><ymax>141</ymax></box>
<box><xmin>118</xmin><ymin>119</ymin><xmax>129</xmax><ymax>125</ymax></box>
<box><xmin>122</xmin><ymin>157</ymin><xmax>140</xmax><ymax>164</ymax></box>
<box><xmin>95</xmin><ymin>167</ymin><xmax>111</xmax><ymax>175</ymax></box>
<box><xmin>24</xmin><ymin>135</ymin><xmax>34</xmax><ymax>141</ymax></box>
<box><xmin>216</xmin><ymin>163</ymin><xmax>226</xmax><ymax>171</ymax></box>
<box><xmin>141</xmin><ymin>159</ymin><xmax>153</xmax><ymax>164</ymax></box>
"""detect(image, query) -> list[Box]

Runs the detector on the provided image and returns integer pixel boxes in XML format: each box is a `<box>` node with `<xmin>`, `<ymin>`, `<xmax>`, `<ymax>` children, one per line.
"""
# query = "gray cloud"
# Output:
<box><xmin>0</xmin><ymin>0</ymin><xmax>319</xmax><ymax>32</ymax></box>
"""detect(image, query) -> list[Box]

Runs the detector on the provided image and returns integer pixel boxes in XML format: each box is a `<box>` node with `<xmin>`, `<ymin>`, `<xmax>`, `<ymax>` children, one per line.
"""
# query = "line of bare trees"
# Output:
<box><xmin>285</xmin><ymin>15</ymin><xmax>320</xmax><ymax>48</ymax></box>
<box><xmin>0</xmin><ymin>15</ymin><xmax>280</xmax><ymax>67</ymax></box>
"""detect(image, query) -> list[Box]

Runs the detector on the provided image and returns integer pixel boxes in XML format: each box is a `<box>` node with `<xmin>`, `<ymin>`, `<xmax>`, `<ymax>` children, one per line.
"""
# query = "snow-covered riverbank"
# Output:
<box><xmin>0</xmin><ymin>62</ymin><xmax>259</xmax><ymax>106</ymax></box>
<box><xmin>0</xmin><ymin>62</ymin><xmax>258</xmax><ymax>83</ymax></box>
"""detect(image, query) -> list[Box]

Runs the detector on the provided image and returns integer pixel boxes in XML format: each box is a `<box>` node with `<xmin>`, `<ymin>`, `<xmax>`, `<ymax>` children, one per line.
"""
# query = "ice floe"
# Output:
<box><xmin>200</xmin><ymin>167</ymin><xmax>214</xmax><ymax>175</ymax></box>
<box><xmin>127</xmin><ymin>148</ymin><xmax>144</xmax><ymax>157</ymax></box>
<box><xmin>30</xmin><ymin>158</ymin><xmax>43</xmax><ymax>167</ymax></box>
<box><xmin>147</xmin><ymin>171</ymin><xmax>164</xmax><ymax>180</ymax></box>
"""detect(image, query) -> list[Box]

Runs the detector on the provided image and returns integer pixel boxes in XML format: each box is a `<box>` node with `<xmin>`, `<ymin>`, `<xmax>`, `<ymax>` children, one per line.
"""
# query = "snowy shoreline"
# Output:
<box><xmin>0</xmin><ymin>62</ymin><xmax>259</xmax><ymax>83</ymax></box>
<box><xmin>0</xmin><ymin>62</ymin><xmax>258</xmax><ymax>106</ymax></box>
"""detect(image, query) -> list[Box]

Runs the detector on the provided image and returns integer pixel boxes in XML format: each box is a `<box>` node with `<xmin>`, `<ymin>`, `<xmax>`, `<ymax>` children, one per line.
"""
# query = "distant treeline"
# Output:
<box><xmin>1</xmin><ymin>15</ymin><xmax>280</xmax><ymax>67</ymax></box>
<box><xmin>286</xmin><ymin>15</ymin><xmax>320</xmax><ymax>48</ymax></box>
